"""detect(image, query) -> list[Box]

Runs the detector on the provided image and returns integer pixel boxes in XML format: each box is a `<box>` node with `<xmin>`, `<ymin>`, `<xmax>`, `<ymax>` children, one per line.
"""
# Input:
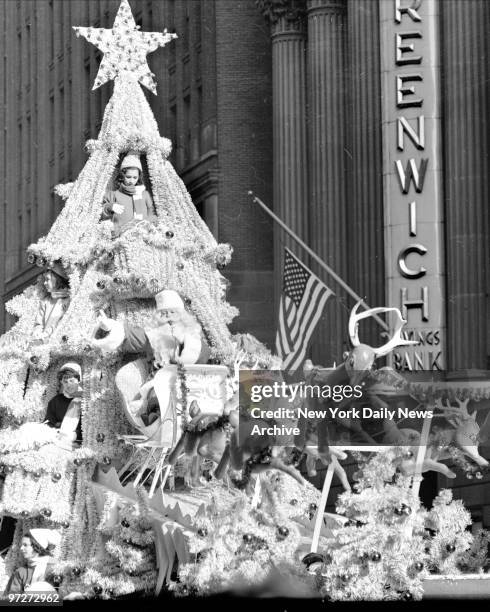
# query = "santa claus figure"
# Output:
<box><xmin>92</xmin><ymin>289</ymin><xmax>209</xmax><ymax>444</ymax></box>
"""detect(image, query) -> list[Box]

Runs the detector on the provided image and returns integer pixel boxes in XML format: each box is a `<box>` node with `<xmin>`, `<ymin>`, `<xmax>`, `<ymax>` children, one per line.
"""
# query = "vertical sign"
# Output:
<box><xmin>379</xmin><ymin>0</ymin><xmax>445</xmax><ymax>371</ymax></box>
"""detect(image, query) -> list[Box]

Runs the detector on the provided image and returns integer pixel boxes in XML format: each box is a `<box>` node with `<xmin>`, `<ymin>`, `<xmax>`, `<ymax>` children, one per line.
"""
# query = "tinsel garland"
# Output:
<box><xmin>176</xmin><ymin>362</ymin><xmax>189</xmax><ymax>428</ymax></box>
<box><xmin>0</xmin><ymin>456</ymin><xmax>84</xmax><ymax>522</ymax></box>
<box><xmin>0</xmin><ymin>423</ymin><xmax>57</xmax><ymax>454</ymax></box>
<box><xmin>408</xmin><ymin>383</ymin><xmax>490</xmax><ymax>402</ymax></box>
<box><xmin>57</xmin><ymin>486</ymin><xmax>157</xmax><ymax>599</ymax></box>
<box><xmin>54</xmin><ymin>182</ymin><xmax>75</xmax><ymax>200</ymax></box>
<box><xmin>60</xmin><ymin>464</ymin><xmax>99</xmax><ymax>564</ymax></box>
<box><xmin>85</xmin><ymin>132</ymin><xmax>172</xmax><ymax>157</ymax></box>
<box><xmin>0</xmin><ymin>441</ymin><xmax>95</xmax><ymax>473</ymax></box>
<box><xmin>313</xmin><ymin>453</ymin><xmax>490</xmax><ymax>601</ymax></box>
<box><xmin>177</xmin><ymin>475</ymin><xmax>308</xmax><ymax>596</ymax></box>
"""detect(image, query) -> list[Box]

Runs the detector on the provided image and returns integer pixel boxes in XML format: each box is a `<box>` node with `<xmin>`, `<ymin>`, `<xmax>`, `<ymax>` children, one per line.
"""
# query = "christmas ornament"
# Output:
<box><xmin>309</xmin><ymin>502</ymin><xmax>318</xmax><ymax>519</ymax></box>
<box><xmin>96</xmin><ymin>281</ymin><xmax>106</xmax><ymax>290</ymax></box>
<box><xmin>41</xmin><ymin>508</ymin><xmax>52</xmax><ymax>518</ymax></box>
<box><xmin>276</xmin><ymin>526</ymin><xmax>289</xmax><ymax>540</ymax></box>
<box><xmin>242</xmin><ymin>533</ymin><xmax>254</xmax><ymax>544</ymax></box>
<box><xmin>73</xmin><ymin>0</ymin><xmax>177</xmax><ymax>94</ymax></box>
<box><xmin>121</xmin><ymin>519</ymin><xmax>130</xmax><ymax>528</ymax></box>
<box><xmin>445</xmin><ymin>543</ymin><xmax>456</xmax><ymax>553</ymax></box>
<box><xmin>51</xmin><ymin>574</ymin><xmax>63</xmax><ymax>587</ymax></box>
<box><xmin>165</xmin><ymin>230</ymin><xmax>174</xmax><ymax>238</ymax></box>
<box><xmin>52</xmin><ymin>472</ymin><xmax>62</xmax><ymax>482</ymax></box>
<box><xmin>61</xmin><ymin>335</ymin><xmax>69</xmax><ymax>343</ymax></box>
<box><xmin>413</xmin><ymin>562</ymin><xmax>424</xmax><ymax>572</ymax></box>
<box><xmin>93</xmin><ymin>585</ymin><xmax>103</xmax><ymax>596</ymax></box>
<box><xmin>370</xmin><ymin>552</ymin><xmax>382</xmax><ymax>562</ymax></box>
<box><xmin>61</xmin><ymin>521</ymin><xmax>70</xmax><ymax>529</ymax></box>
<box><xmin>475</xmin><ymin>471</ymin><xmax>483</xmax><ymax>479</ymax></box>
<box><xmin>197</xmin><ymin>527</ymin><xmax>208</xmax><ymax>537</ymax></box>
<box><xmin>74</xmin><ymin>458</ymin><xmax>83</xmax><ymax>467</ymax></box>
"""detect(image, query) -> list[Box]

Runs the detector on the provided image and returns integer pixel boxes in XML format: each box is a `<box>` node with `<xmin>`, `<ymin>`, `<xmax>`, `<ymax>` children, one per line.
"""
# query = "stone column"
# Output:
<box><xmin>440</xmin><ymin>0</ymin><xmax>489</xmax><ymax>370</ymax></box>
<box><xmin>258</xmin><ymin>0</ymin><xmax>309</xmax><ymax>333</ymax></box>
<box><xmin>306</xmin><ymin>0</ymin><xmax>348</xmax><ymax>364</ymax></box>
<box><xmin>346</xmin><ymin>0</ymin><xmax>385</xmax><ymax>347</ymax></box>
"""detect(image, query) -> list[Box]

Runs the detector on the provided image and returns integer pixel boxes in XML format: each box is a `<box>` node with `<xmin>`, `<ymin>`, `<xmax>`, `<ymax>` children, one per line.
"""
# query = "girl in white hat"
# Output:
<box><xmin>101</xmin><ymin>152</ymin><xmax>156</xmax><ymax>235</ymax></box>
<box><xmin>3</xmin><ymin>529</ymin><xmax>60</xmax><ymax>594</ymax></box>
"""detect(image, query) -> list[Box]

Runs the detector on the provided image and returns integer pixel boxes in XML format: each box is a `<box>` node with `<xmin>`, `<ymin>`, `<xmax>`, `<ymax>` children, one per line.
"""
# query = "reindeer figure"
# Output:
<box><xmin>432</xmin><ymin>397</ymin><xmax>489</xmax><ymax>468</ymax></box>
<box><xmin>381</xmin><ymin>396</ymin><xmax>490</xmax><ymax>478</ymax></box>
<box><xmin>303</xmin><ymin>301</ymin><xmax>417</xmax><ymax>458</ymax></box>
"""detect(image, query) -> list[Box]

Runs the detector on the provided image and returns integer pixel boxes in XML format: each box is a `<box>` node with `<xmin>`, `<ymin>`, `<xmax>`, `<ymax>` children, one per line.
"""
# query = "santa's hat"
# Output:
<box><xmin>120</xmin><ymin>152</ymin><xmax>142</xmax><ymax>171</ymax></box>
<box><xmin>155</xmin><ymin>289</ymin><xmax>185</xmax><ymax>311</ymax></box>
<box><xmin>59</xmin><ymin>362</ymin><xmax>82</xmax><ymax>378</ymax></box>
<box><xmin>28</xmin><ymin>529</ymin><xmax>61</xmax><ymax>553</ymax></box>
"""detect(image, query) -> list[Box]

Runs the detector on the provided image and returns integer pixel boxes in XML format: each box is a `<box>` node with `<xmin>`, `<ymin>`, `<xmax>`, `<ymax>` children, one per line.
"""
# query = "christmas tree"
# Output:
<box><xmin>55</xmin><ymin>489</ymin><xmax>157</xmax><ymax>600</ymax></box>
<box><xmin>0</xmin><ymin>0</ymin><xmax>246</xmax><ymax>591</ymax></box>
<box><xmin>175</xmin><ymin>473</ymin><xmax>321</xmax><ymax>596</ymax></box>
<box><xmin>315</xmin><ymin>450</ymin><xmax>489</xmax><ymax>601</ymax></box>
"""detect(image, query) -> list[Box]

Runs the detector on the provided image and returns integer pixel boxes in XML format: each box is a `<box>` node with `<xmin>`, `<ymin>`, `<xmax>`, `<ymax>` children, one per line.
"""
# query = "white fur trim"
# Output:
<box><xmin>92</xmin><ymin>319</ymin><xmax>125</xmax><ymax>353</ymax></box>
<box><xmin>155</xmin><ymin>289</ymin><xmax>185</xmax><ymax>311</ymax></box>
<box><xmin>59</xmin><ymin>362</ymin><xmax>82</xmax><ymax>377</ymax></box>
<box><xmin>121</xmin><ymin>154</ymin><xmax>142</xmax><ymax>171</ymax></box>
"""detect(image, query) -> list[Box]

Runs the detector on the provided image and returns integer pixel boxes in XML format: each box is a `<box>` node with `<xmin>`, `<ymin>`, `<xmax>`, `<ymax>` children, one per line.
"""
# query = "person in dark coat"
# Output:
<box><xmin>3</xmin><ymin>529</ymin><xmax>60</xmax><ymax>594</ymax></box>
<box><xmin>44</xmin><ymin>362</ymin><xmax>83</xmax><ymax>444</ymax></box>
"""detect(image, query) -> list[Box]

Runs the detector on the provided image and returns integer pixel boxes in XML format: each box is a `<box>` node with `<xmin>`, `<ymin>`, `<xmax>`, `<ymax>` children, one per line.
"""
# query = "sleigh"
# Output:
<box><xmin>115</xmin><ymin>358</ymin><xmax>229</xmax><ymax>498</ymax></box>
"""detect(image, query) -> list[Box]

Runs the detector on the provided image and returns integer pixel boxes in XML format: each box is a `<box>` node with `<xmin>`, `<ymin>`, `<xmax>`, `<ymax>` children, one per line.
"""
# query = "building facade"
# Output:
<box><xmin>256</xmin><ymin>0</ymin><xmax>489</xmax><ymax>525</ymax></box>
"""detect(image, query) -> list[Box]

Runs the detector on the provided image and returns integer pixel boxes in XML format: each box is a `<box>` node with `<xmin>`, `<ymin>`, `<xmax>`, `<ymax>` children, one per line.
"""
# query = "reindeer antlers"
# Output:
<box><xmin>348</xmin><ymin>300</ymin><xmax>418</xmax><ymax>357</ymax></box>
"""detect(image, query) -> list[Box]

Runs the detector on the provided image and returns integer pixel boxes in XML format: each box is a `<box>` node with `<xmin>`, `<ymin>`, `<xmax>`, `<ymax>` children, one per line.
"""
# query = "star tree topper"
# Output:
<box><xmin>73</xmin><ymin>0</ymin><xmax>177</xmax><ymax>95</ymax></box>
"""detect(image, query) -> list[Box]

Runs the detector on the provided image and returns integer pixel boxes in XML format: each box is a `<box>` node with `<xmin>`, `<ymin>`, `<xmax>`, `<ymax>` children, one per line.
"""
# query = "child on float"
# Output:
<box><xmin>32</xmin><ymin>262</ymin><xmax>70</xmax><ymax>341</ymax></box>
<box><xmin>3</xmin><ymin>529</ymin><xmax>60</xmax><ymax>594</ymax></box>
<box><xmin>101</xmin><ymin>152</ymin><xmax>156</xmax><ymax>235</ymax></box>
<box><xmin>44</xmin><ymin>362</ymin><xmax>83</xmax><ymax>448</ymax></box>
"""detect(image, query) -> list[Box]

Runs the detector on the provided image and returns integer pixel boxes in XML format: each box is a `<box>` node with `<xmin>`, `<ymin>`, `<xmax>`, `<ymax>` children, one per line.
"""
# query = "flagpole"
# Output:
<box><xmin>248</xmin><ymin>191</ymin><xmax>390</xmax><ymax>332</ymax></box>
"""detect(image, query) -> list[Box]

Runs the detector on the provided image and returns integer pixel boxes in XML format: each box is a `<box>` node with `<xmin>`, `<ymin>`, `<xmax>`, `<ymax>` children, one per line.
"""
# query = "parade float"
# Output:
<box><xmin>0</xmin><ymin>0</ymin><xmax>488</xmax><ymax>601</ymax></box>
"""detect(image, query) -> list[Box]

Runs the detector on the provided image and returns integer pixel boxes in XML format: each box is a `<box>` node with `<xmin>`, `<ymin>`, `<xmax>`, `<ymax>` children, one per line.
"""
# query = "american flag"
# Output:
<box><xmin>275</xmin><ymin>248</ymin><xmax>333</xmax><ymax>371</ymax></box>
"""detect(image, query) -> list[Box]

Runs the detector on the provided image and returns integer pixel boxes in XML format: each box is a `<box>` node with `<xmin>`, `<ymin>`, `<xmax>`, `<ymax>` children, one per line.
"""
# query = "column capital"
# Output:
<box><xmin>306</xmin><ymin>0</ymin><xmax>346</xmax><ymax>16</ymax></box>
<box><xmin>256</xmin><ymin>0</ymin><xmax>307</xmax><ymax>28</ymax></box>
